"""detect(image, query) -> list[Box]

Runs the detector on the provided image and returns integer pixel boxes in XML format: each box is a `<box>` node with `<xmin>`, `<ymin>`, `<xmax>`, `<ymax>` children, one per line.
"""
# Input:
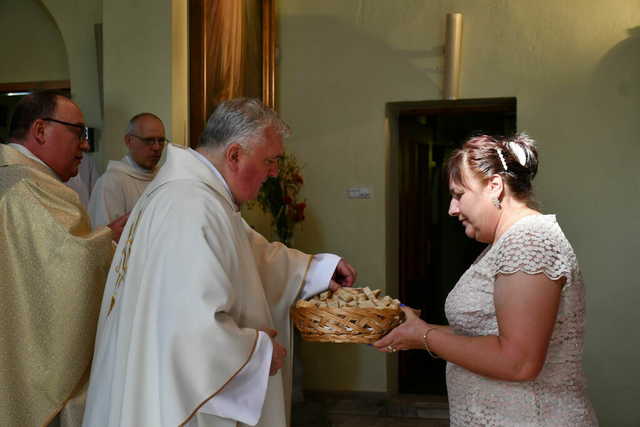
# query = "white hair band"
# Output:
<box><xmin>496</xmin><ymin>148</ymin><xmax>508</xmax><ymax>171</ymax></box>
<box><xmin>508</xmin><ymin>141</ymin><xmax>527</xmax><ymax>167</ymax></box>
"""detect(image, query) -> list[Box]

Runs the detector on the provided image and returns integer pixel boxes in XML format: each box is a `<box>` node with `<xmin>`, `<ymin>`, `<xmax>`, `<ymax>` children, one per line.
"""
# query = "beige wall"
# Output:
<box><xmin>101</xmin><ymin>0</ymin><xmax>188</xmax><ymax>171</ymax></box>
<box><xmin>42</xmin><ymin>0</ymin><xmax>103</xmax><ymax>152</ymax></box>
<box><xmin>0</xmin><ymin>0</ymin><xmax>69</xmax><ymax>84</ymax></box>
<box><xmin>278</xmin><ymin>1</ymin><xmax>640</xmax><ymax>425</ymax></box>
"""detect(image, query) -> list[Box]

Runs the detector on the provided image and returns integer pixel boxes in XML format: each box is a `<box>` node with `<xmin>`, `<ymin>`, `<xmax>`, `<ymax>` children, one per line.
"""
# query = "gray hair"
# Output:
<box><xmin>198</xmin><ymin>98</ymin><xmax>290</xmax><ymax>151</ymax></box>
<box><xmin>126</xmin><ymin>112</ymin><xmax>163</xmax><ymax>135</ymax></box>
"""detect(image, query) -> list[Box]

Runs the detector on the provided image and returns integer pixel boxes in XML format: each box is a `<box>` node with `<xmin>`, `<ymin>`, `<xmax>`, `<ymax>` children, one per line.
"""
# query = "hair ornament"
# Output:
<box><xmin>507</xmin><ymin>140</ymin><xmax>527</xmax><ymax>167</ymax></box>
<box><xmin>496</xmin><ymin>148</ymin><xmax>508</xmax><ymax>171</ymax></box>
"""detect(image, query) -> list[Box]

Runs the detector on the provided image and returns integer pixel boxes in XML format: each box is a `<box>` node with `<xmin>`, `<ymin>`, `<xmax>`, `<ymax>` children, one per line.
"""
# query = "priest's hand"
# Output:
<box><xmin>107</xmin><ymin>213</ymin><xmax>130</xmax><ymax>243</ymax></box>
<box><xmin>329</xmin><ymin>259</ymin><xmax>357</xmax><ymax>291</ymax></box>
<box><xmin>260</xmin><ymin>328</ymin><xmax>287</xmax><ymax>376</ymax></box>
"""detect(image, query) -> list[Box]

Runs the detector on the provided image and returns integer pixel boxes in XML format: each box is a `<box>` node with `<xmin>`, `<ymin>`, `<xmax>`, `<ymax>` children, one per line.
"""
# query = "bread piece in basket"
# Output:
<box><xmin>291</xmin><ymin>287</ymin><xmax>404</xmax><ymax>343</ymax></box>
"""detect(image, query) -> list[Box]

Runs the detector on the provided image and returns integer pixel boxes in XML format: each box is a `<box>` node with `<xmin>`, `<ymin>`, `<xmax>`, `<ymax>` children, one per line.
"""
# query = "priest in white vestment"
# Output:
<box><xmin>82</xmin><ymin>99</ymin><xmax>357</xmax><ymax>427</ymax></box>
<box><xmin>88</xmin><ymin>113</ymin><xmax>166</xmax><ymax>227</ymax></box>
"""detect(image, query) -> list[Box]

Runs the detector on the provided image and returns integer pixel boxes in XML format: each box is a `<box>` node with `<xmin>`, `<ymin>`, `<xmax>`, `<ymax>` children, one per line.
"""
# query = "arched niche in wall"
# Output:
<box><xmin>0</xmin><ymin>0</ymin><xmax>69</xmax><ymax>85</ymax></box>
<box><xmin>38</xmin><ymin>0</ymin><xmax>104</xmax><ymax>154</ymax></box>
<box><xmin>0</xmin><ymin>0</ymin><xmax>71</xmax><ymax>140</ymax></box>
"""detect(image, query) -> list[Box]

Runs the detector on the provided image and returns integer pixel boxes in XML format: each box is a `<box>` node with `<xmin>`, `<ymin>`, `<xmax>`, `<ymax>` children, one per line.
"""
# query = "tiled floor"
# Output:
<box><xmin>292</xmin><ymin>391</ymin><xmax>449</xmax><ymax>427</ymax></box>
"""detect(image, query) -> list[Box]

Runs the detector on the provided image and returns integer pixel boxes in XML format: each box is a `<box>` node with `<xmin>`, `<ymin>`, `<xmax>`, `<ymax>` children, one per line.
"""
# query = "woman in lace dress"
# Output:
<box><xmin>374</xmin><ymin>134</ymin><xmax>598</xmax><ymax>426</ymax></box>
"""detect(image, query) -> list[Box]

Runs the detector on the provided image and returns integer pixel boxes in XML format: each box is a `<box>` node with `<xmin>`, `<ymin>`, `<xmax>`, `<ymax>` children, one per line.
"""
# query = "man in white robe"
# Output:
<box><xmin>82</xmin><ymin>98</ymin><xmax>357</xmax><ymax>427</ymax></box>
<box><xmin>88</xmin><ymin>113</ymin><xmax>166</xmax><ymax>227</ymax></box>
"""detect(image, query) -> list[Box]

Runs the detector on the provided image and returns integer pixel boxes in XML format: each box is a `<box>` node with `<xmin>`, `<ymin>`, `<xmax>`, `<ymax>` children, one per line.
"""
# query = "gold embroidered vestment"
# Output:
<box><xmin>0</xmin><ymin>144</ymin><xmax>113</xmax><ymax>426</ymax></box>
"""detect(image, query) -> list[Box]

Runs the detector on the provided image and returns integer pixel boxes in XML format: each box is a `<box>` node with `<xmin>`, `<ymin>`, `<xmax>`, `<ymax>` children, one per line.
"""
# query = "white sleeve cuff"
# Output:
<box><xmin>298</xmin><ymin>253</ymin><xmax>341</xmax><ymax>300</ymax></box>
<box><xmin>199</xmin><ymin>331</ymin><xmax>272</xmax><ymax>425</ymax></box>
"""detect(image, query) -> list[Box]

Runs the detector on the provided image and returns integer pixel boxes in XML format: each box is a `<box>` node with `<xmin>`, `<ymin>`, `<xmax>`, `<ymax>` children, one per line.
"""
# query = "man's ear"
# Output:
<box><xmin>124</xmin><ymin>134</ymin><xmax>134</xmax><ymax>149</ymax></box>
<box><xmin>225</xmin><ymin>143</ymin><xmax>242</xmax><ymax>171</ymax></box>
<box><xmin>32</xmin><ymin>119</ymin><xmax>47</xmax><ymax>145</ymax></box>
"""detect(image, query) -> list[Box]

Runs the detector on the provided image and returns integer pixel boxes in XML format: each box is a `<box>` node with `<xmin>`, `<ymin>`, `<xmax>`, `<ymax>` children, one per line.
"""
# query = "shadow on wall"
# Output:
<box><xmin>281</xmin><ymin>13</ymin><xmax>444</xmax><ymax>236</ymax></box>
<box><xmin>281</xmin><ymin>14</ymin><xmax>443</xmax><ymax>136</ymax></box>
<box><xmin>592</xmin><ymin>26</ymin><xmax>640</xmax><ymax>124</ymax></box>
<box><xmin>281</xmin><ymin>15</ymin><xmax>444</xmax><ymax>391</ymax></box>
<box><xmin>577</xmin><ymin>24</ymin><xmax>640</xmax><ymax>224</ymax></box>
<box><xmin>581</xmin><ymin>25</ymin><xmax>640</xmax><ymax>427</ymax></box>
<box><xmin>586</xmin><ymin>25</ymin><xmax>640</xmax><ymax>202</ymax></box>
<box><xmin>561</xmin><ymin>25</ymin><xmax>640</xmax><ymax>213</ymax></box>
<box><xmin>535</xmin><ymin>24</ymin><xmax>640</xmax><ymax>233</ymax></box>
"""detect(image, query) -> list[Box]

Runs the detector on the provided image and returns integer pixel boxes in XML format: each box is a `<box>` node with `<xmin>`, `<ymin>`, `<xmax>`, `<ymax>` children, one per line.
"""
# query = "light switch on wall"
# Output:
<box><xmin>346</xmin><ymin>186</ymin><xmax>373</xmax><ymax>199</ymax></box>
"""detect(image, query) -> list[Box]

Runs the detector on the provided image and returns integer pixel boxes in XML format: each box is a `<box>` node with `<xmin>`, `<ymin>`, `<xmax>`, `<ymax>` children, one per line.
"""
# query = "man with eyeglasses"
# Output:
<box><xmin>88</xmin><ymin>112</ymin><xmax>167</xmax><ymax>228</ymax></box>
<box><xmin>0</xmin><ymin>91</ymin><xmax>128</xmax><ymax>426</ymax></box>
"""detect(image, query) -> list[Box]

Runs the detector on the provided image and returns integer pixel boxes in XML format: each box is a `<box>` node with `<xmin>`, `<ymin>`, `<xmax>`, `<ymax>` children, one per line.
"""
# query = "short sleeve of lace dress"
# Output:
<box><xmin>491</xmin><ymin>215</ymin><xmax>577</xmax><ymax>285</ymax></box>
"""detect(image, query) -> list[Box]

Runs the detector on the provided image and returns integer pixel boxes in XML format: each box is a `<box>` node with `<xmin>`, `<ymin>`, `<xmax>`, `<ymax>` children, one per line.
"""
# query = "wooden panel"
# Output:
<box><xmin>0</xmin><ymin>80</ymin><xmax>70</xmax><ymax>92</ymax></box>
<box><xmin>262</xmin><ymin>0</ymin><xmax>276</xmax><ymax>110</ymax></box>
<box><xmin>188</xmin><ymin>0</ymin><xmax>278</xmax><ymax>147</ymax></box>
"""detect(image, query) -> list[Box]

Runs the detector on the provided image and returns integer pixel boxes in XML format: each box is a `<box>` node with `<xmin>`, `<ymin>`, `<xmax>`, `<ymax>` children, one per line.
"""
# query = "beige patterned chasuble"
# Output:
<box><xmin>0</xmin><ymin>144</ymin><xmax>114</xmax><ymax>426</ymax></box>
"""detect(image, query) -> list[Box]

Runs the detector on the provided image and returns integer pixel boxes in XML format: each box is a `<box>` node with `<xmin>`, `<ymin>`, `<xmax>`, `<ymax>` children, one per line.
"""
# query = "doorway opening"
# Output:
<box><xmin>387</xmin><ymin>97</ymin><xmax>516</xmax><ymax>395</ymax></box>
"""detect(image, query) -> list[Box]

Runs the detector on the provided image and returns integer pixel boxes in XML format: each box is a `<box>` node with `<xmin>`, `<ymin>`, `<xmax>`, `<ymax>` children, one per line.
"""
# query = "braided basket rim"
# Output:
<box><xmin>290</xmin><ymin>305</ymin><xmax>404</xmax><ymax>344</ymax></box>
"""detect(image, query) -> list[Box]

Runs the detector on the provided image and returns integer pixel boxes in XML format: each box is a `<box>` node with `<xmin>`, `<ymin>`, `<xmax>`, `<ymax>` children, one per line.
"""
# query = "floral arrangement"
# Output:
<box><xmin>251</xmin><ymin>152</ymin><xmax>306</xmax><ymax>246</ymax></box>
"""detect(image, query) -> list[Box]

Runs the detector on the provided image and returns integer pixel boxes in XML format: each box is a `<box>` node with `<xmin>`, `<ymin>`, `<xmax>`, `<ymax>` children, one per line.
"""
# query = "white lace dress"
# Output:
<box><xmin>445</xmin><ymin>215</ymin><xmax>598</xmax><ymax>426</ymax></box>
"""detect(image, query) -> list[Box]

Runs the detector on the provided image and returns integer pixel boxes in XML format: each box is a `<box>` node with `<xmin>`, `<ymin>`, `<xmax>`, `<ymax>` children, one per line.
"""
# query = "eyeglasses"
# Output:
<box><xmin>129</xmin><ymin>134</ymin><xmax>169</xmax><ymax>147</ymax></box>
<box><xmin>42</xmin><ymin>117</ymin><xmax>89</xmax><ymax>141</ymax></box>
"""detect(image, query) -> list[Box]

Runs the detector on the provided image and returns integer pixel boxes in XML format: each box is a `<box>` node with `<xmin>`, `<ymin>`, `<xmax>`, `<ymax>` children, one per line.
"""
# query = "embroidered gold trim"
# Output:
<box><xmin>290</xmin><ymin>255</ymin><xmax>314</xmax><ymax>352</ymax></box>
<box><xmin>292</xmin><ymin>254</ymin><xmax>314</xmax><ymax>301</ymax></box>
<box><xmin>179</xmin><ymin>330</ymin><xmax>259</xmax><ymax>426</ymax></box>
<box><xmin>107</xmin><ymin>208</ymin><xmax>144</xmax><ymax>316</ymax></box>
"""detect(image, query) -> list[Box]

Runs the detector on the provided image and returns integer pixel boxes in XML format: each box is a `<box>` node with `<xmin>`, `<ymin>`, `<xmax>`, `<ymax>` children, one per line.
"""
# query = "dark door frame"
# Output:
<box><xmin>385</xmin><ymin>97</ymin><xmax>517</xmax><ymax>395</ymax></box>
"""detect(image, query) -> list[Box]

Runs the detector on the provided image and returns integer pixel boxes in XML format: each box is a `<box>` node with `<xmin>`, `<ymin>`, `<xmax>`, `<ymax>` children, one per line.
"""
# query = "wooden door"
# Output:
<box><xmin>396</xmin><ymin>98</ymin><xmax>516</xmax><ymax>395</ymax></box>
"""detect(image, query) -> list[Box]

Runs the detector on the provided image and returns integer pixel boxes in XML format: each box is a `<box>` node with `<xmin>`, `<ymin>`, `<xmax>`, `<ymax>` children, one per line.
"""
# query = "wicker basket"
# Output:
<box><xmin>291</xmin><ymin>305</ymin><xmax>404</xmax><ymax>344</ymax></box>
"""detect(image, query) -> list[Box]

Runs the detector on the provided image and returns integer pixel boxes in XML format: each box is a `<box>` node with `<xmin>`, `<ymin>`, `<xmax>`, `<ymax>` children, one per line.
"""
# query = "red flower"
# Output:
<box><xmin>293</xmin><ymin>202</ymin><xmax>306</xmax><ymax>221</ymax></box>
<box><xmin>251</xmin><ymin>152</ymin><xmax>306</xmax><ymax>243</ymax></box>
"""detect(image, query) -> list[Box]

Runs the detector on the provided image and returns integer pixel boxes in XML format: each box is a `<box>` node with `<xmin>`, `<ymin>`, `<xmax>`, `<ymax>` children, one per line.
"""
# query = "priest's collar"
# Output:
<box><xmin>8</xmin><ymin>143</ymin><xmax>54</xmax><ymax>174</ymax></box>
<box><xmin>124</xmin><ymin>154</ymin><xmax>156</xmax><ymax>174</ymax></box>
<box><xmin>188</xmin><ymin>148</ymin><xmax>236</xmax><ymax>208</ymax></box>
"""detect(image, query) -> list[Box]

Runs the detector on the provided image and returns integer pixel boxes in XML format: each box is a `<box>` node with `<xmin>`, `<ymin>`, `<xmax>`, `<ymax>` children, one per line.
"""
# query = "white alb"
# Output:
<box><xmin>88</xmin><ymin>156</ymin><xmax>156</xmax><ymax>227</ymax></box>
